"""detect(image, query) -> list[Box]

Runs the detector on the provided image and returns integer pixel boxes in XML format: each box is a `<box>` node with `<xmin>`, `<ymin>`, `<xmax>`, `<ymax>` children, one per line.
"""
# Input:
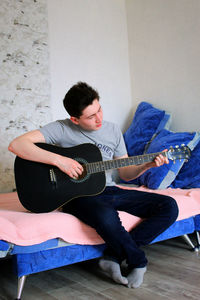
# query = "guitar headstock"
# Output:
<box><xmin>167</xmin><ymin>145</ymin><xmax>191</xmax><ymax>162</ymax></box>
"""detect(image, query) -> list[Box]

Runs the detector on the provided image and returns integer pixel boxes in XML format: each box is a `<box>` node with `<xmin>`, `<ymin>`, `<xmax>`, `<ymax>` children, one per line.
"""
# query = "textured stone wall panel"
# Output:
<box><xmin>0</xmin><ymin>0</ymin><xmax>51</xmax><ymax>192</ymax></box>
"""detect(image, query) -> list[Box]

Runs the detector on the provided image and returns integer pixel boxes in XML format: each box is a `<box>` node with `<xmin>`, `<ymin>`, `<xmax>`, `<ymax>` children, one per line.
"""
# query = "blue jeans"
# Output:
<box><xmin>63</xmin><ymin>186</ymin><xmax>179</xmax><ymax>268</ymax></box>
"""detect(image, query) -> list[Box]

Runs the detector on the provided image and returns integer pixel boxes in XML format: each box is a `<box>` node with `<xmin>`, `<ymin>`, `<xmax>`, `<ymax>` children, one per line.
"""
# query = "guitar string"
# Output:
<box><xmin>78</xmin><ymin>127</ymin><xmax>119</xmax><ymax>171</ymax></box>
<box><xmin>78</xmin><ymin>127</ymin><xmax>144</xmax><ymax>168</ymax></box>
<box><xmin>78</xmin><ymin>127</ymin><xmax>125</xmax><ymax>170</ymax></box>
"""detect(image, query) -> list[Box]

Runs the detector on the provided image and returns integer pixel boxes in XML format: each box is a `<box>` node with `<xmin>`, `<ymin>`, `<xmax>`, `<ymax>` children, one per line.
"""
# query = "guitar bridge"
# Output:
<box><xmin>49</xmin><ymin>168</ymin><xmax>57</xmax><ymax>187</ymax></box>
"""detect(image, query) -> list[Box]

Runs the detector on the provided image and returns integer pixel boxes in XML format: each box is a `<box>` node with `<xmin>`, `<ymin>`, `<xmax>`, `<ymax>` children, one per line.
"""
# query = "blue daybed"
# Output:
<box><xmin>0</xmin><ymin>188</ymin><xmax>200</xmax><ymax>300</ymax></box>
<box><xmin>2</xmin><ymin>101</ymin><xmax>200</xmax><ymax>299</ymax></box>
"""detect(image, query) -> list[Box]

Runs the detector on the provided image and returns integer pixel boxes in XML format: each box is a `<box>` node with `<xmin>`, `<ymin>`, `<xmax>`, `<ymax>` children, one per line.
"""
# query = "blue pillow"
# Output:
<box><xmin>171</xmin><ymin>140</ymin><xmax>200</xmax><ymax>188</ymax></box>
<box><xmin>124</xmin><ymin>102</ymin><xmax>171</xmax><ymax>156</ymax></box>
<box><xmin>138</xmin><ymin>129</ymin><xmax>200</xmax><ymax>189</ymax></box>
<box><xmin>122</xmin><ymin>101</ymin><xmax>171</xmax><ymax>185</ymax></box>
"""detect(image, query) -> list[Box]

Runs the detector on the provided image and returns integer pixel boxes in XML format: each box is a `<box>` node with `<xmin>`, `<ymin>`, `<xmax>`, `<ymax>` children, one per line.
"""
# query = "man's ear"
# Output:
<box><xmin>70</xmin><ymin>116</ymin><xmax>79</xmax><ymax>125</ymax></box>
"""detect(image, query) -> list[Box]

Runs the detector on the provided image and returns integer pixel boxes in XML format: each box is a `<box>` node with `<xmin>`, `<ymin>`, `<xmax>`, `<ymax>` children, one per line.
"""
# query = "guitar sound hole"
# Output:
<box><xmin>71</xmin><ymin>158</ymin><xmax>89</xmax><ymax>183</ymax></box>
<box><xmin>78</xmin><ymin>166</ymin><xmax>87</xmax><ymax>179</ymax></box>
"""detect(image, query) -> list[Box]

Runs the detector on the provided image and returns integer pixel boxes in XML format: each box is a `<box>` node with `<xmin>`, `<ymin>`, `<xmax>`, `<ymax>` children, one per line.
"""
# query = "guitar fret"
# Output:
<box><xmin>139</xmin><ymin>156</ymin><xmax>144</xmax><ymax>164</ymax></box>
<box><xmin>120</xmin><ymin>158</ymin><xmax>125</xmax><ymax>167</ymax></box>
<box><xmin>127</xmin><ymin>158</ymin><xmax>132</xmax><ymax>166</ymax></box>
<box><xmin>123</xmin><ymin>158</ymin><xmax>128</xmax><ymax>167</ymax></box>
<box><xmin>101</xmin><ymin>163</ymin><xmax>105</xmax><ymax>171</ymax></box>
<box><xmin>96</xmin><ymin>161</ymin><xmax>101</xmax><ymax>172</ymax></box>
<box><xmin>107</xmin><ymin>161</ymin><xmax>111</xmax><ymax>170</ymax></box>
<box><xmin>129</xmin><ymin>158</ymin><xmax>133</xmax><ymax>165</ymax></box>
<box><xmin>111</xmin><ymin>160</ymin><xmax>116</xmax><ymax>169</ymax></box>
<box><xmin>86</xmin><ymin>164</ymin><xmax>90</xmax><ymax>174</ymax></box>
<box><xmin>91</xmin><ymin>163</ymin><xmax>96</xmax><ymax>173</ymax></box>
<box><xmin>112</xmin><ymin>160</ymin><xmax>117</xmax><ymax>169</ymax></box>
<box><xmin>88</xmin><ymin>163</ymin><xmax>91</xmax><ymax>173</ymax></box>
<box><xmin>148</xmin><ymin>155</ymin><xmax>154</xmax><ymax>161</ymax></box>
<box><xmin>115</xmin><ymin>159</ymin><xmax>120</xmax><ymax>168</ymax></box>
<box><xmin>92</xmin><ymin>163</ymin><xmax>96</xmax><ymax>173</ymax></box>
<box><xmin>86</xmin><ymin>148</ymin><xmax>187</xmax><ymax>175</ymax></box>
<box><xmin>105</xmin><ymin>160</ymin><xmax>109</xmax><ymax>170</ymax></box>
<box><xmin>143</xmin><ymin>155</ymin><xmax>148</xmax><ymax>163</ymax></box>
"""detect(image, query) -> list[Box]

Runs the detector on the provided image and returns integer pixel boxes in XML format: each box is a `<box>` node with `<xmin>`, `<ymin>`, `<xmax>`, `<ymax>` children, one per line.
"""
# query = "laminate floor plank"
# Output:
<box><xmin>47</xmin><ymin>282</ymin><xmax>113</xmax><ymax>300</ymax></box>
<box><xmin>102</xmin><ymin>286</ymin><xmax>171</xmax><ymax>300</ymax></box>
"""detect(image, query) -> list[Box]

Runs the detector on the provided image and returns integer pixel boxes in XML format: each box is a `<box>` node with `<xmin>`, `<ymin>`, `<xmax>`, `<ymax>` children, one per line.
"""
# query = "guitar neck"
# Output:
<box><xmin>86</xmin><ymin>151</ymin><xmax>167</xmax><ymax>174</ymax></box>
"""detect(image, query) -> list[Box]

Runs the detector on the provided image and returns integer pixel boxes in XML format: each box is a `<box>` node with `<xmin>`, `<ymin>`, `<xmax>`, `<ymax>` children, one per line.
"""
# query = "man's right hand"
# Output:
<box><xmin>56</xmin><ymin>156</ymin><xmax>83</xmax><ymax>179</ymax></box>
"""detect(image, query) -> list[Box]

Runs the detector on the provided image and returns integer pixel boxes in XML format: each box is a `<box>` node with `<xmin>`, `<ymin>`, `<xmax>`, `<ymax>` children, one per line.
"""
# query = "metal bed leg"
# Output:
<box><xmin>16</xmin><ymin>275</ymin><xmax>27</xmax><ymax>300</ymax></box>
<box><xmin>182</xmin><ymin>234</ymin><xmax>199</xmax><ymax>252</ymax></box>
<box><xmin>195</xmin><ymin>231</ymin><xmax>200</xmax><ymax>249</ymax></box>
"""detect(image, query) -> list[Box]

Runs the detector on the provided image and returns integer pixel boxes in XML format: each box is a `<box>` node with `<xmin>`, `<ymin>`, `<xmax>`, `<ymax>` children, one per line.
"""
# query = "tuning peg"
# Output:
<box><xmin>175</xmin><ymin>145</ymin><xmax>179</xmax><ymax>148</ymax></box>
<box><xmin>181</xmin><ymin>144</ymin><xmax>185</xmax><ymax>147</ymax></box>
<box><xmin>185</xmin><ymin>159</ymin><xmax>188</xmax><ymax>162</ymax></box>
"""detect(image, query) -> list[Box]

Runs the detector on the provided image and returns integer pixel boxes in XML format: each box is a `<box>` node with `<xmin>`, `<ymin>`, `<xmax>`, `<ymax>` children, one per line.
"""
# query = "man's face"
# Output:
<box><xmin>71</xmin><ymin>99</ymin><xmax>103</xmax><ymax>131</ymax></box>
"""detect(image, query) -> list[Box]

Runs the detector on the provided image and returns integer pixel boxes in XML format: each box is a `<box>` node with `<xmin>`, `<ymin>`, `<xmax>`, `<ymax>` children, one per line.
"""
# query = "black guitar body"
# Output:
<box><xmin>14</xmin><ymin>143</ymin><xmax>105</xmax><ymax>213</ymax></box>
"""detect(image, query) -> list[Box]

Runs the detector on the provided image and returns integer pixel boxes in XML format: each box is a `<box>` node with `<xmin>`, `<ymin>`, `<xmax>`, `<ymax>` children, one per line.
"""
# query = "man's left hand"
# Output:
<box><xmin>144</xmin><ymin>150</ymin><xmax>169</xmax><ymax>169</ymax></box>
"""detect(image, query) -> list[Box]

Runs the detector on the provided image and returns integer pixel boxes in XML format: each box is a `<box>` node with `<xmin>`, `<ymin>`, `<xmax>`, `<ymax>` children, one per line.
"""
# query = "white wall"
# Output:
<box><xmin>47</xmin><ymin>0</ymin><xmax>132</xmax><ymax>131</ymax></box>
<box><xmin>126</xmin><ymin>0</ymin><xmax>200</xmax><ymax>132</ymax></box>
<box><xmin>2</xmin><ymin>0</ymin><xmax>199</xmax><ymax>192</ymax></box>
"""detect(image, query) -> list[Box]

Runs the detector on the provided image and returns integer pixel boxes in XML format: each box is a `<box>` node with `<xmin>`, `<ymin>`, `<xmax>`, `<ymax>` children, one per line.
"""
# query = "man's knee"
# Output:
<box><xmin>163</xmin><ymin>196</ymin><xmax>179</xmax><ymax>223</ymax></box>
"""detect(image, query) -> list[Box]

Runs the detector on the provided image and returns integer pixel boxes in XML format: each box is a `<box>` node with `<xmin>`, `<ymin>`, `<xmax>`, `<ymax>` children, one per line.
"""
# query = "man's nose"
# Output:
<box><xmin>96</xmin><ymin>113</ymin><xmax>101</xmax><ymax>122</ymax></box>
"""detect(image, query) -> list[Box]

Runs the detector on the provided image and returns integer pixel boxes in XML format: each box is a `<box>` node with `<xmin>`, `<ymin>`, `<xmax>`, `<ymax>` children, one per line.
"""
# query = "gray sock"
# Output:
<box><xmin>99</xmin><ymin>258</ymin><xmax>128</xmax><ymax>285</ymax></box>
<box><xmin>127</xmin><ymin>266</ymin><xmax>147</xmax><ymax>288</ymax></box>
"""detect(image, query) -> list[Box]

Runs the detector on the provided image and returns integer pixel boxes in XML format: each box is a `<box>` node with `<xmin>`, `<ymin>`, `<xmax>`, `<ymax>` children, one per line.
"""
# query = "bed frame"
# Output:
<box><xmin>1</xmin><ymin>214</ymin><xmax>200</xmax><ymax>299</ymax></box>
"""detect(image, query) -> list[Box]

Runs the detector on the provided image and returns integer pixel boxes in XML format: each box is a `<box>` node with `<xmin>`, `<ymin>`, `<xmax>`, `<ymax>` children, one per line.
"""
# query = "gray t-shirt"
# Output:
<box><xmin>39</xmin><ymin>119</ymin><xmax>127</xmax><ymax>186</ymax></box>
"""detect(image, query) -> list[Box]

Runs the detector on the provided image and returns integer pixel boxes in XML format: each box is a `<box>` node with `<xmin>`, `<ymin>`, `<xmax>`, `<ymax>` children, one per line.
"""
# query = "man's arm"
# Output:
<box><xmin>8</xmin><ymin>130</ymin><xmax>83</xmax><ymax>179</ymax></box>
<box><xmin>117</xmin><ymin>152</ymin><xmax>169</xmax><ymax>182</ymax></box>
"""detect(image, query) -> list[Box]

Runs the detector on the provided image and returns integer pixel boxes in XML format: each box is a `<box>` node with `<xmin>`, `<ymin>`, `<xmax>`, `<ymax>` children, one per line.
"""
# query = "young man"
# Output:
<box><xmin>9</xmin><ymin>82</ymin><xmax>178</xmax><ymax>288</ymax></box>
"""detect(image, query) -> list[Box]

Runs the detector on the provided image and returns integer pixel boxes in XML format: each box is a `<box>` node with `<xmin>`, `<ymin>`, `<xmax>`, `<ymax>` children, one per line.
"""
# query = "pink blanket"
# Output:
<box><xmin>0</xmin><ymin>186</ymin><xmax>200</xmax><ymax>246</ymax></box>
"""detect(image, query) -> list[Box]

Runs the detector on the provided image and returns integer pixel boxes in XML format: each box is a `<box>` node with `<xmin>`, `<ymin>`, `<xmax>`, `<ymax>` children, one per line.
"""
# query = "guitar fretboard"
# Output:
<box><xmin>86</xmin><ymin>151</ymin><xmax>167</xmax><ymax>174</ymax></box>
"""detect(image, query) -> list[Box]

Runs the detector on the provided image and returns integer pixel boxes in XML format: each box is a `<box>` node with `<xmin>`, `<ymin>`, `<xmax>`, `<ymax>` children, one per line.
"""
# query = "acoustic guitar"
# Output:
<box><xmin>14</xmin><ymin>142</ymin><xmax>191</xmax><ymax>213</ymax></box>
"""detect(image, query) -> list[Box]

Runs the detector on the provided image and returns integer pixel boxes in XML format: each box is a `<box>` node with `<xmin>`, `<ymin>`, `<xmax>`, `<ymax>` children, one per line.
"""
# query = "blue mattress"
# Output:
<box><xmin>1</xmin><ymin>215</ymin><xmax>200</xmax><ymax>277</ymax></box>
<box><xmin>0</xmin><ymin>216</ymin><xmax>195</xmax><ymax>257</ymax></box>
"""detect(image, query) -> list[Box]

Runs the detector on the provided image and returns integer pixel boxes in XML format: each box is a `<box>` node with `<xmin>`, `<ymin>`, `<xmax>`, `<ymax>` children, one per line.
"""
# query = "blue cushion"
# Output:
<box><xmin>138</xmin><ymin>129</ymin><xmax>200</xmax><ymax>189</ymax></box>
<box><xmin>122</xmin><ymin>101</ymin><xmax>171</xmax><ymax>185</ymax></box>
<box><xmin>124</xmin><ymin>102</ymin><xmax>171</xmax><ymax>156</ymax></box>
<box><xmin>171</xmin><ymin>140</ymin><xmax>200</xmax><ymax>188</ymax></box>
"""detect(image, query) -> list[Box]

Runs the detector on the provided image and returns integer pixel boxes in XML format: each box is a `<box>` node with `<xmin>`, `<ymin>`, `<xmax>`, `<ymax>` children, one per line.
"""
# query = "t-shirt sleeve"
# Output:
<box><xmin>113</xmin><ymin>124</ymin><xmax>127</xmax><ymax>158</ymax></box>
<box><xmin>39</xmin><ymin>121</ymin><xmax>64</xmax><ymax>144</ymax></box>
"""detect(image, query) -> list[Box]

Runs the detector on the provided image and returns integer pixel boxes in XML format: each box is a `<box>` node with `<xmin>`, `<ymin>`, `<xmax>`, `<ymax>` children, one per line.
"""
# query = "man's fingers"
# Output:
<box><xmin>154</xmin><ymin>154</ymin><xmax>169</xmax><ymax>166</ymax></box>
<box><xmin>70</xmin><ymin>163</ymin><xmax>84</xmax><ymax>179</ymax></box>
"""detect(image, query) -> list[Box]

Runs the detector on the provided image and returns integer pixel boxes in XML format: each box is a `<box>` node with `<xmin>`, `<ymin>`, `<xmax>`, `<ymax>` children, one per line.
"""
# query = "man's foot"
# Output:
<box><xmin>127</xmin><ymin>266</ymin><xmax>147</xmax><ymax>288</ymax></box>
<box><xmin>99</xmin><ymin>258</ymin><xmax>128</xmax><ymax>285</ymax></box>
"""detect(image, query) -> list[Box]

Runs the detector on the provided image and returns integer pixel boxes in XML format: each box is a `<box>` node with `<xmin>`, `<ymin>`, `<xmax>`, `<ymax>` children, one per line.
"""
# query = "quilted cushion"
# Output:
<box><xmin>124</xmin><ymin>101</ymin><xmax>171</xmax><ymax>156</ymax></box>
<box><xmin>123</xmin><ymin>101</ymin><xmax>171</xmax><ymax>185</ymax></box>
<box><xmin>138</xmin><ymin>129</ymin><xmax>200</xmax><ymax>189</ymax></box>
<box><xmin>171</xmin><ymin>140</ymin><xmax>200</xmax><ymax>188</ymax></box>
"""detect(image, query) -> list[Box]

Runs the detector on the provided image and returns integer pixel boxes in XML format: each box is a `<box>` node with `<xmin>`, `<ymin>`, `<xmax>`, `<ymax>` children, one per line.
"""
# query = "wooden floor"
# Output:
<box><xmin>0</xmin><ymin>235</ymin><xmax>200</xmax><ymax>300</ymax></box>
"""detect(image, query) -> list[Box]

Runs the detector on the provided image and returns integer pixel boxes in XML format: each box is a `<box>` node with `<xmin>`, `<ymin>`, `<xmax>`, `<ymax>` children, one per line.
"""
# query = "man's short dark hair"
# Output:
<box><xmin>63</xmin><ymin>82</ymin><xmax>100</xmax><ymax>118</ymax></box>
